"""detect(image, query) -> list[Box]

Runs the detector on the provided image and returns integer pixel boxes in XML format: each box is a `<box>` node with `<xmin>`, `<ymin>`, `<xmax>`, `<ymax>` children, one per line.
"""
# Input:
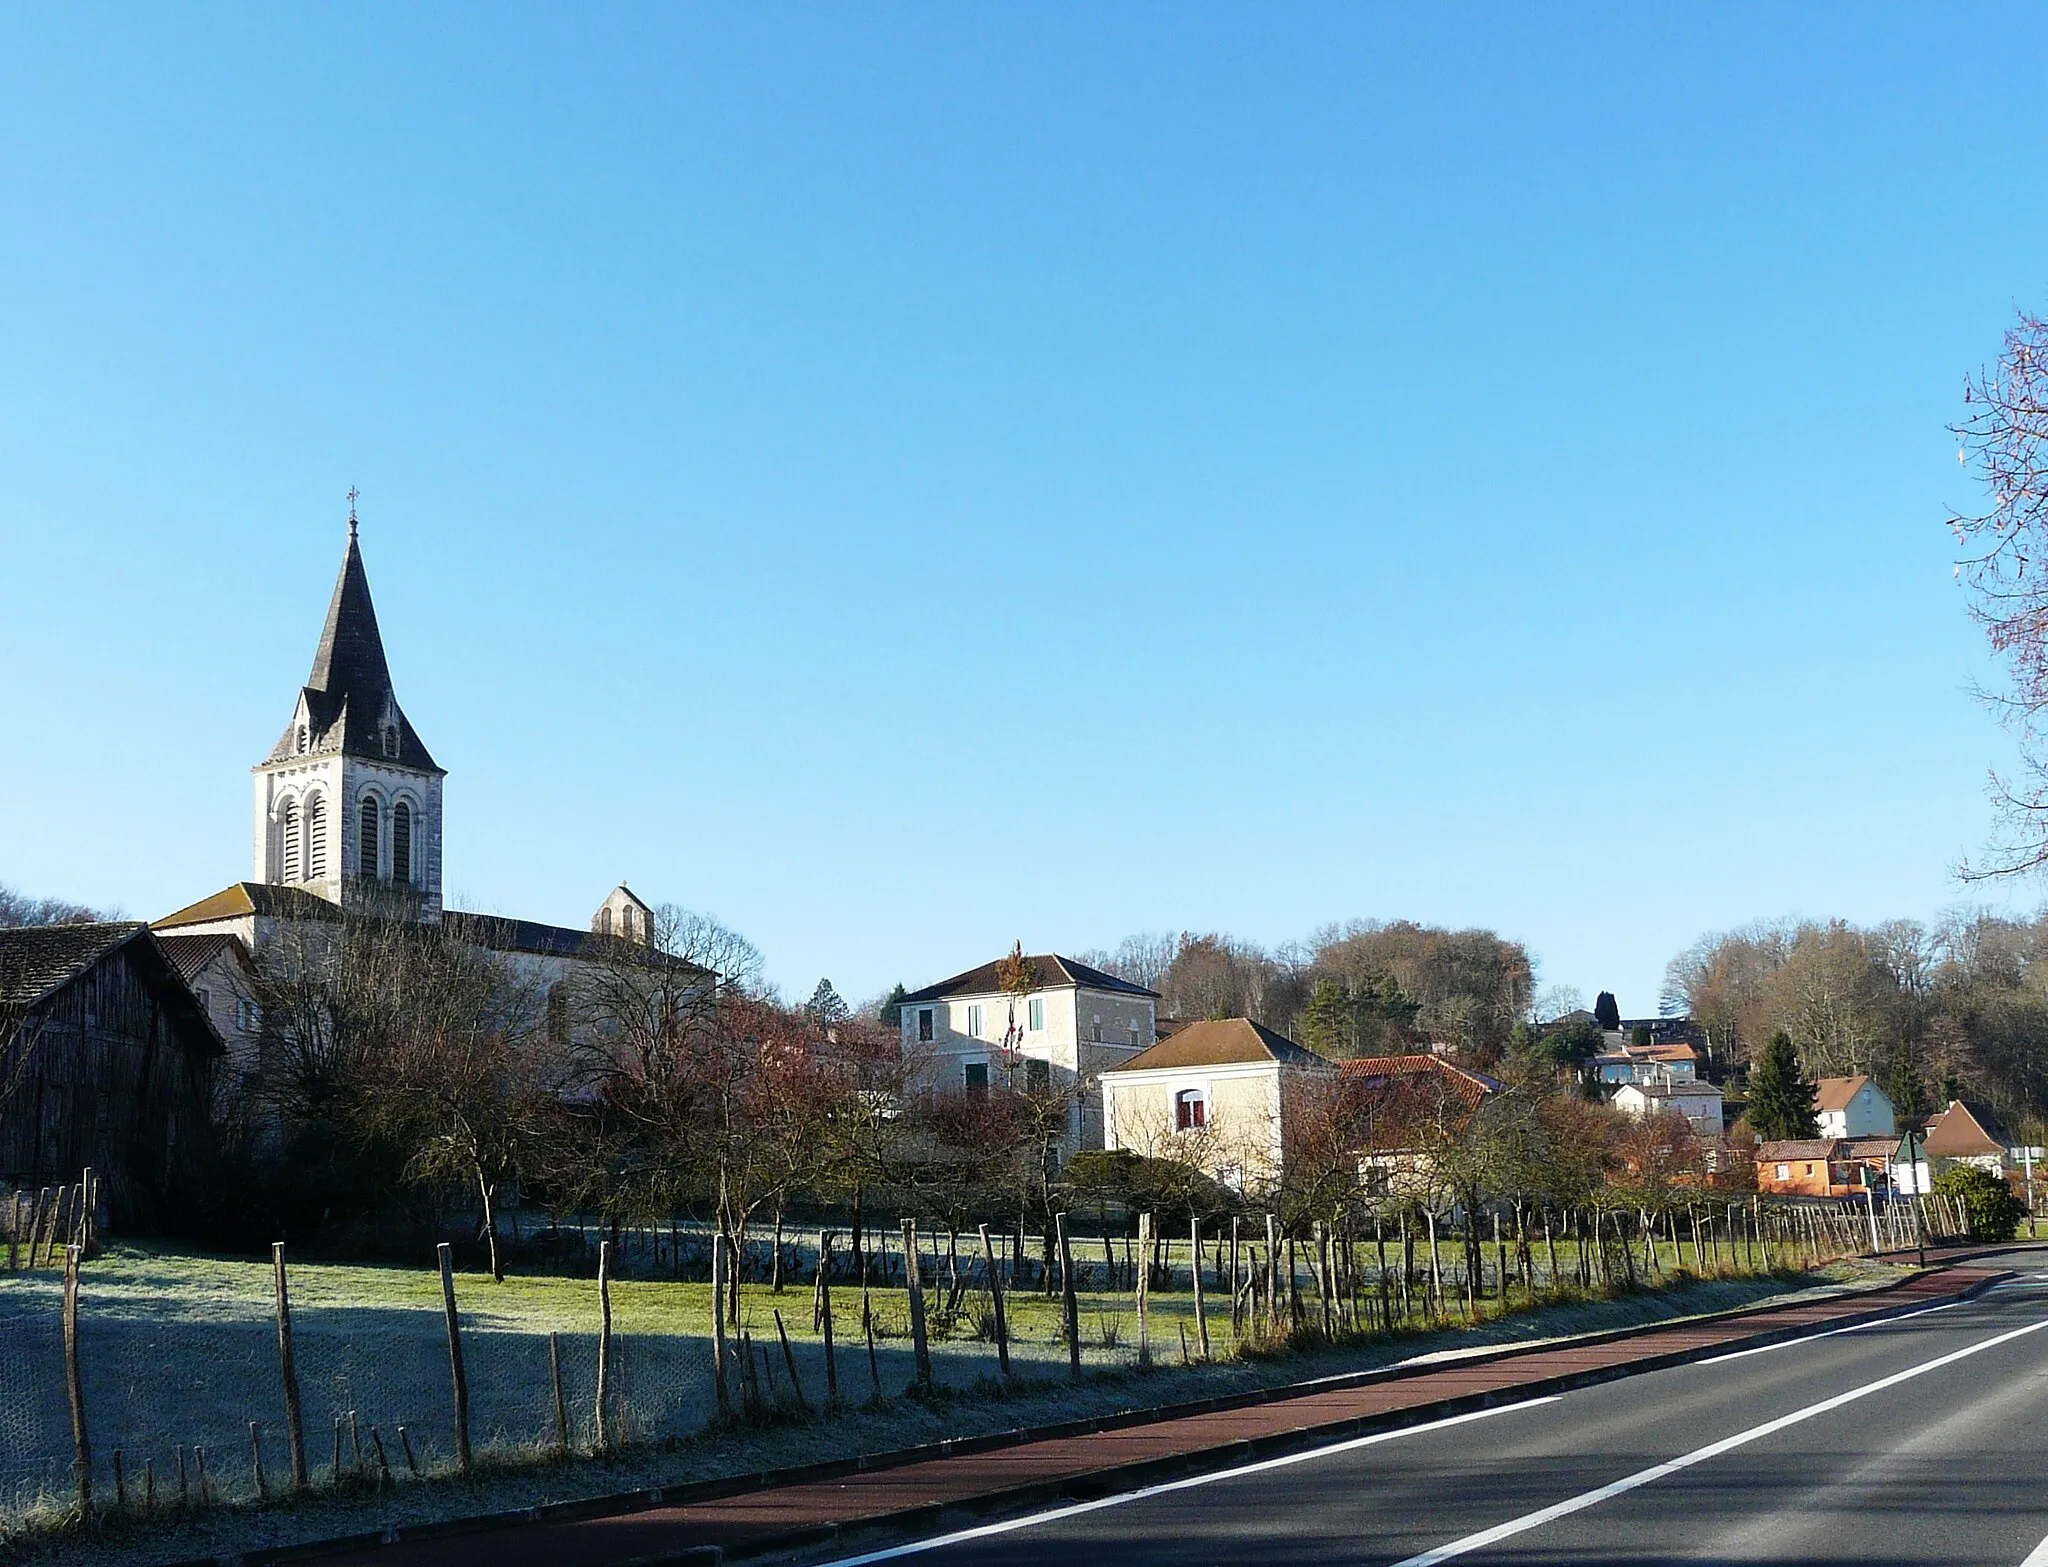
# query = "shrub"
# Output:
<box><xmin>1933</xmin><ymin>1165</ymin><xmax>2027</xmax><ymax>1242</ymax></box>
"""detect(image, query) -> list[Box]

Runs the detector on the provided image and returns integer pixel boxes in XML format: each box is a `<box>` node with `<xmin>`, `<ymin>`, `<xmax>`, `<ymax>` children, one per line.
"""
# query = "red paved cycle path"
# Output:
<box><xmin>300</xmin><ymin>1266</ymin><xmax>2003</xmax><ymax>1567</ymax></box>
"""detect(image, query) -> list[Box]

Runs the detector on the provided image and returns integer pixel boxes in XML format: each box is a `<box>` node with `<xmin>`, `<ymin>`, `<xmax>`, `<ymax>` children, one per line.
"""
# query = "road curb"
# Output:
<box><xmin>186</xmin><ymin>1264</ymin><xmax>2000</xmax><ymax>1567</ymax></box>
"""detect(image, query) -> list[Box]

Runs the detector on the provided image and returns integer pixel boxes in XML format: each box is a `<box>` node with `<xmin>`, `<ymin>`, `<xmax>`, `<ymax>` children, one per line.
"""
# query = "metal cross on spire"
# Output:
<box><xmin>347</xmin><ymin>486</ymin><xmax>360</xmax><ymax>537</ymax></box>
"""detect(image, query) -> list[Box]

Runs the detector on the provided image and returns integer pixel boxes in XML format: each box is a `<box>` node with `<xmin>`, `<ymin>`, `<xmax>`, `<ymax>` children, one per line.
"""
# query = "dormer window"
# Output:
<box><xmin>296</xmin><ymin>725</ymin><xmax>308</xmax><ymax>754</ymax></box>
<box><xmin>381</xmin><ymin>725</ymin><xmax>399</xmax><ymax>758</ymax></box>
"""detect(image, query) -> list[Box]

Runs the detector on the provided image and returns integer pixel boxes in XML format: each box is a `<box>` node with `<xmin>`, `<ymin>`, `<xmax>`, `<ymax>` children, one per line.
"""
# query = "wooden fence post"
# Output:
<box><xmin>977</xmin><ymin>1224</ymin><xmax>1009</xmax><ymax>1378</ymax></box>
<box><xmin>272</xmin><ymin>1243</ymin><xmax>308</xmax><ymax>1491</ymax></box>
<box><xmin>436</xmin><ymin>1243</ymin><xmax>472</xmax><ymax>1477</ymax></box>
<box><xmin>902</xmin><ymin>1219</ymin><xmax>933</xmax><ymax>1390</ymax></box>
<box><xmin>772</xmin><ymin>1310</ymin><xmax>811</xmax><ymax>1411</ymax></box>
<box><xmin>711</xmin><ymin>1232</ymin><xmax>731</xmax><ymax>1419</ymax></box>
<box><xmin>595</xmin><ymin>1240</ymin><xmax>614</xmax><ymax>1450</ymax></box>
<box><xmin>816</xmin><ymin>1234</ymin><xmax>838</xmax><ymax>1405</ymax></box>
<box><xmin>1192</xmin><ymin>1213</ymin><xmax>1211</xmax><ymax>1359</ymax></box>
<box><xmin>64</xmin><ymin>1244</ymin><xmax>91</xmax><ymax>1516</ymax></box>
<box><xmin>549</xmin><ymin>1333</ymin><xmax>570</xmax><ymax>1454</ymax></box>
<box><xmin>1056</xmin><ymin>1212</ymin><xmax>1081</xmax><ymax>1380</ymax></box>
<box><xmin>1134</xmin><ymin>1211</ymin><xmax>1152</xmax><ymax>1367</ymax></box>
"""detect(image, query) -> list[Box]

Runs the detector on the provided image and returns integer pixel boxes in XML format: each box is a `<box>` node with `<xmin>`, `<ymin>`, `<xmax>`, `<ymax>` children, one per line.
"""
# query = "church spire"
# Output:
<box><xmin>263</xmin><ymin>507</ymin><xmax>441</xmax><ymax>772</ymax></box>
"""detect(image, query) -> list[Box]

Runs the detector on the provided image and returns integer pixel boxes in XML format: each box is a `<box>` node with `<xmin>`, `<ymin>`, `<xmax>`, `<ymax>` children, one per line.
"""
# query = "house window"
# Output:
<box><xmin>1176</xmin><ymin>1089</ymin><xmax>1208</xmax><ymax>1131</ymax></box>
<box><xmin>964</xmin><ymin>1062</ymin><xmax>989</xmax><ymax>1096</ymax></box>
<box><xmin>1090</xmin><ymin>1014</ymin><xmax>1103</xmax><ymax>1044</ymax></box>
<box><xmin>547</xmin><ymin>985</ymin><xmax>569</xmax><ymax>1047</ymax></box>
<box><xmin>195</xmin><ymin>987</ymin><xmax>211</xmax><ymax>1013</ymax></box>
<box><xmin>358</xmin><ymin>796</ymin><xmax>380</xmax><ymax>880</ymax></box>
<box><xmin>966</xmin><ymin>1004</ymin><xmax>983</xmax><ymax>1038</ymax></box>
<box><xmin>1027</xmin><ymin>1058</ymin><xmax>1051</xmax><ymax>1092</ymax></box>
<box><xmin>237</xmin><ymin>998</ymin><xmax>261</xmax><ymax>1032</ymax></box>
<box><xmin>392</xmin><ymin>801</ymin><xmax>413</xmax><ymax>885</ymax></box>
<box><xmin>1128</xmin><ymin>1019</ymin><xmax>1141</xmax><ymax>1048</ymax></box>
<box><xmin>917</xmin><ymin>1008</ymin><xmax>935</xmax><ymax>1043</ymax></box>
<box><xmin>279</xmin><ymin>799</ymin><xmax>301</xmax><ymax>882</ymax></box>
<box><xmin>1028</xmin><ymin>997</ymin><xmax>1044</xmax><ymax>1033</ymax></box>
<box><xmin>304</xmin><ymin>793</ymin><xmax>326</xmax><ymax>879</ymax></box>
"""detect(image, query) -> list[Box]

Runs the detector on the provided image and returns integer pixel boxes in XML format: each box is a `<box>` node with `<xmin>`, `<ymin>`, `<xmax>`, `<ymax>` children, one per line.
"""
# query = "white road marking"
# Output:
<box><xmin>805</xmin><ymin>1397</ymin><xmax>1562</xmax><ymax>1567</ymax></box>
<box><xmin>1691</xmin><ymin>1300</ymin><xmax>1961</xmax><ymax>1366</ymax></box>
<box><xmin>2023</xmin><ymin>1530</ymin><xmax>2048</xmax><ymax>1567</ymax></box>
<box><xmin>1388</xmin><ymin>1312</ymin><xmax>2048</xmax><ymax>1566</ymax></box>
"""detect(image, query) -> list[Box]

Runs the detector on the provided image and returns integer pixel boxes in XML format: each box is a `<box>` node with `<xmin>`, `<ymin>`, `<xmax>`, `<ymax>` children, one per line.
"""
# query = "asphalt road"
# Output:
<box><xmin>811</xmin><ymin>1247</ymin><xmax>2048</xmax><ymax>1567</ymax></box>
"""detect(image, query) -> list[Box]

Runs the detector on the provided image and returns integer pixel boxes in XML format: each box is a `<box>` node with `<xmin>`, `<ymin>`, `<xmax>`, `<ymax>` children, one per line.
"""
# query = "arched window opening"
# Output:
<box><xmin>1175</xmin><ymin>1088</ymin><xmax>1208</xmax><ymax>1132</ymax></box>
<box><xmin>279</xmin><ymin>799</ymin><xmax>301</xmax><ymax>884</ymax></box>
<box><xmin>304</xmin><ymin>794</ymin><xmax>326</xmax><ymax>880</ymax></box>
<box><xmin>358</xmin><ymin>796</ymin><xmax>380</xmax><ymax>880</ymax></box>
<box><xmin>599</xmin><ymin>907</ymin><xmax>614</xmax><ymax>936</ymax></box>
<box><xmin>392</xmin><ymin>801</ymin><xmax>413</xmax><ymax>886</ymax></box>
<box><xmin>621</xmin><ymin>905</ymin><xmax>637</xmax><ymax>940</ymax></box>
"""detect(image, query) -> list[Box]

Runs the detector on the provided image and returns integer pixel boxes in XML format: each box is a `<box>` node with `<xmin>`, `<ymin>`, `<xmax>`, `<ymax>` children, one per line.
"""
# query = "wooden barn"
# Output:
<box><xmin>0</xmin><ymin>922</ymin><xmax>223</xmax><ymax>1228</ymax></box>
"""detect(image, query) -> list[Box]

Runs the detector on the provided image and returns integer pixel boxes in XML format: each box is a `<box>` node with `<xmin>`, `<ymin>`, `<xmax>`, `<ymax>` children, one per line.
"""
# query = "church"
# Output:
<box><xmin>153</xmin><ymin>508</ymin><xmax>668</xmax><ymax>1083</ymax></box>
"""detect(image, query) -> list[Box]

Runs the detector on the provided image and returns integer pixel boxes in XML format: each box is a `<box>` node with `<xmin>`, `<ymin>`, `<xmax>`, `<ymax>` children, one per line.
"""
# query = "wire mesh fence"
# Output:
<box><xmin>0</xmin><ymin>1188</ymin><xmax>1980</xmax><ymax>1526</ymax></box>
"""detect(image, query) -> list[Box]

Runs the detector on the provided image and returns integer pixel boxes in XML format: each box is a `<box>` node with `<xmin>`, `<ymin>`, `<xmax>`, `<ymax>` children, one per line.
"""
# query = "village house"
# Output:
<box><xmin>898</xmin><ymin>952</ymin><xmax>1157</xmax><ymax>1154</ymax></box>
<box><xmin>1814</xmin><ymin>1075</ymin><xmax>1897</xmax><ymax>1140</ymax></box>
<box><xmin>1755</xmin><ymin>1135</ymin><xmax>1901</xmax><ymax>1197</ymax></box>
<box><xmin>1922</xmin><ymin>1100</ymin><xmax>2012</xmax><ymax>1176</ymax></box>
<box><xmin>1592</xmin><ymin>1040</ymin><xmax>1701</xmax><ymax>1085</ymax></box>
<box><xmin>1100</xmin><ymin>1018</ymin><xmax>1332</xmax><ymax>1192</ymax></box>
<box><xmin>1611</xmin><ymin>1074</ymin><xmax>1724</xmax><ymax>1133</ymax></box>
<box><xmin>1343</xmin><ymin>1053</ymin><xmax>1502</xmax><ymax>1199</ymax></box>
<box><xmin>0</xmin><ymin>924</ymin><xmax>222</xmax><ymax>1226</ymax></box>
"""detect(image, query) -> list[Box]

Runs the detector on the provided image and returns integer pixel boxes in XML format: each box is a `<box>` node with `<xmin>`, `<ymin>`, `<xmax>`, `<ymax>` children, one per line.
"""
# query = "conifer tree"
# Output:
<box><xmin>1748</xmin><ymin>1030</ymin><xmax>1820</xmax><ymax>1140</ymax></box>
<box><xmin>1593</xmin><ymin>991</ymin><xmax>1621</xmax><ymax>1031</ymax></box>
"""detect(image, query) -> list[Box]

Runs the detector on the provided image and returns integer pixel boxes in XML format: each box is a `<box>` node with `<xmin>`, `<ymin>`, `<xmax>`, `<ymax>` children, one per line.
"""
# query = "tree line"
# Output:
<box><xmin>1662</xmin><ymin>910</ymin><xmax>2048</xmax><ymax>1131</ymax></box>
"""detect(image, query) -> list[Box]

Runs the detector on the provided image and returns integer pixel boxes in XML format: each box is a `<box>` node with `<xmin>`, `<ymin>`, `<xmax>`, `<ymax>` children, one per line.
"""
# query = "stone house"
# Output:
<box><xmin>1100</xmin><ymin>1018</ymin><xmax>1333</xmax><ymax>1193</ymax></box>
<box><xmin>898</xmin><ymin>953</ymin><xmax>1157</xmax><ymax>1155</ymax></box>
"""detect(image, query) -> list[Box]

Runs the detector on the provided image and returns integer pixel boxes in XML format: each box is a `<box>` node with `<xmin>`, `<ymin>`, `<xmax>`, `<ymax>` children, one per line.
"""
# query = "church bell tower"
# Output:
<box><xmin>252</xmin><ymin>505</ymin><xmax>446</xmax><ymax>921</ymax></box>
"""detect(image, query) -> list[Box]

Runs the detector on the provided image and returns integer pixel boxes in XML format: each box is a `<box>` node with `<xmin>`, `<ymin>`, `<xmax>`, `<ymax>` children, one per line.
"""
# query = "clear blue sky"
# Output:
<box><xmin>2</xmin><ymin>5</ymin><xmax>2042</xmax><ymax>1014</ymax></box>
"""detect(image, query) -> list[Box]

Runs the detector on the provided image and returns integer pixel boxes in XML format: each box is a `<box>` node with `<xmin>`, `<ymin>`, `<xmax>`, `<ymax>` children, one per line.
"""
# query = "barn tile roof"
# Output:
<box><xmin>1103</xmin><ymin>1018</ymin><xmax>1328</xmax><ymax>1073</ymax></box>
<box><xmin>901</xmin><ymin>954</ymin><xmax>1158</xmax><ymax>1005</ymax></box>
<box><xmin>0</xmin><ymin>923</ymin><xmax>224</xmax><ymax>1053</ymax></box>
<box><xmin>263</xmin><ymin>527</ymin><xmax>440</xmax><ymax>772</ymax></box>
<box><xmin>0</xmin><ymin>923</ymin><xmax>147</xmax><ymax>1009</ymax></box>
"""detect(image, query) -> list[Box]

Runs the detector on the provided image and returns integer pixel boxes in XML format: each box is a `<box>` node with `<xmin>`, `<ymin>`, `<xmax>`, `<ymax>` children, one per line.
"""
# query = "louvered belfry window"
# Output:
<box><xmin>392</xmin><ymin>801</ymin><xmax>413</xmax><ymax>886</ymax></box>
<box><xmin>305</xmin><ymin>794</ymin><xmax>326</xmax><ymax>880</ymax></box>
<box><xmin>358</xmin><ymin>796</ymin><xmax>379</xmax><ymax>880</ymax></box>
<box><xmin>280</xmin><ymin>799</ymin><xmax>301</xmax><ymax>883</ymax></box>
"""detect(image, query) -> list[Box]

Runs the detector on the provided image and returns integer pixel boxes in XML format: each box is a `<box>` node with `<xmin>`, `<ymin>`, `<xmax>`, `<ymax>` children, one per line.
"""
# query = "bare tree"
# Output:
<box><xmin>1951</xmin><ymin>307</ymin><xmax>2048</xmax><ymax>875</ymax></box>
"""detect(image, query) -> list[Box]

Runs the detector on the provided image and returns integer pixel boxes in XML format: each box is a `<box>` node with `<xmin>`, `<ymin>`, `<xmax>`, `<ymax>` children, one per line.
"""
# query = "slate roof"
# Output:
<box><xmin>442</xmin><ymin>911</ymin><xmax>712</xmax><ymax>974</ymax></box>
<box><xmin>263</xmin><ymin>527</ymin><xmax>441</xmax><ymax>772</ymax></box>
<box><xmin>1104</xmin><ymin>1018</ymin><xmax>1328</xmax><ymax>1073</ymax></box>
<box><xmin>901</xmin><ymin>953</ymin><xmax>1158</xmax><ymax>1005</ymax></box>
<box><xmin>155</xmin><ymin>882</ymin><xmax>342</xmax><ymax>929</ymax></box>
